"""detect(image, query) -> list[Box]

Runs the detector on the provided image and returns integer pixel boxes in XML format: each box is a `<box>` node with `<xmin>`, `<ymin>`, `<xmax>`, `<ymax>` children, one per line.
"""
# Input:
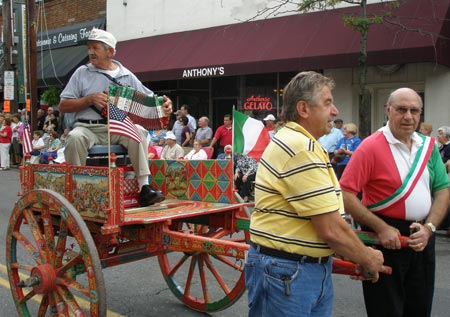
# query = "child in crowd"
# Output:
<box><xmin>30</xmin><ymin>131</ymin><xmax>45</xmax><ymax>164</ymax></box>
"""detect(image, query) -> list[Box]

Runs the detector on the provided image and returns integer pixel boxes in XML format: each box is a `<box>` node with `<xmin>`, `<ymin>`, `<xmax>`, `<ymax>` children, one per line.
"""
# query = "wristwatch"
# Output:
<box><xmin>425</xmin><ymin>222</ymin><xmax>436</xmax><ymax>234</ymax></box>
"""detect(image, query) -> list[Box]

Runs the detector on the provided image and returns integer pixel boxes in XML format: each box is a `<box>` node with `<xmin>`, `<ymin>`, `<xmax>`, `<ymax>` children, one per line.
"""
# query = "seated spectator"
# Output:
<box><xmin>149</xmin><ymin>122</ymin><xmax>168</xmax><ymax>147</ymax></box>
<box><xmin>41</xmin><ymin>131</ymin><xmax>63</xmax><ymax>164</ymax></box>
<box><xmin>43</xmin><ymin>112</ymin><xmax>59</xmax><ymax>132</ymax></box>
<box><xmin>234</xmin><ymin>153</ymin><xmax>258</xmax><ymax>202</ymax></box>
<box><xmin>195</xmin><ymin>116</ymin><xmax>213</xmax><ymax>147</ymax></box>
<box><xmin>148</xmin><ymin>140</ymin><xmax>160</xmax><ymax>159</ymax></box>
<box><xmin>59</xmin><ymin>128</ymin><xmax>69</xmax><ymax>146</ymax></box>
<box><xmin>30</xmin><ymin>131</ymin><xmax>45</xmax><ymax>164</ymax></box>
<box><xmin>160</xmin><ymin>131</ymin><xmax>184</xmax><ymax>160</ymax></box>
<box><xmin>217</xmin><ymin>144</ymin><xmax>233</xmax><ymax>159</ymax></box>
<box><xmin>184</xmin><ymin>140</ymin><xmax>208</xmax><ymax>160</ymax></box>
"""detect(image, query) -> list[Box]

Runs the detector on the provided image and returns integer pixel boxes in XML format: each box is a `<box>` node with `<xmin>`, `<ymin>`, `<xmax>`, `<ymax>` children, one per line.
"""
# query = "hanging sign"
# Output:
<box><xmin>4</xmin><ymin>100</ymin><xmax>11</xmax><ymax>112</ymax></box>
<box><xmin>243</xmin><ymin>95</ymin><xmax>273</xmax><ymax>111</ymax></box>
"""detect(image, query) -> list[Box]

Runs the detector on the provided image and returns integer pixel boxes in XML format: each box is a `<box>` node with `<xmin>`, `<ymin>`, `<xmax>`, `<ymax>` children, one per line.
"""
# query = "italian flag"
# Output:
<box><xmin>233</xmin><ymin>110</ymin><xmax>271</xmax><ymax>161</ymax></box>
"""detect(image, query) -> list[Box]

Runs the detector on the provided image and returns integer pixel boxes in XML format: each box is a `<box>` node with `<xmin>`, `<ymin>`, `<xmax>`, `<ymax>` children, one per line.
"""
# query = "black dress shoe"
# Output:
<box><xmin>139</xmin><ymin>185</ymin><xmax>165</xmax><ymax>207</ymax></box>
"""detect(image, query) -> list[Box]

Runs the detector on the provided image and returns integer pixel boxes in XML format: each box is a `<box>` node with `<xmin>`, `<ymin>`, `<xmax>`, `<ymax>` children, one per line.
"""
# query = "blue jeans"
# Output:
<box><xmin>245</xmin><ymin>245</ymin><xmax>333</xmax><ymax>317</ymax></box>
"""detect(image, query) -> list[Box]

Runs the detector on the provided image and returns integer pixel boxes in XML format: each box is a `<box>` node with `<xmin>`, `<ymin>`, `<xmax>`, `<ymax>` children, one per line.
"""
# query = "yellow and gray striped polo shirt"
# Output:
<box><xmin>250</xmin><ymin>121</ymin><xmax>344</xmax><ymax>257</ymax></box>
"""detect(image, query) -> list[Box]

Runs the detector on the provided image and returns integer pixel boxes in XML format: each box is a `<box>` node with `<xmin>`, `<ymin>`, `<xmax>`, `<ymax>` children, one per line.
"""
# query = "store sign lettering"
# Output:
<box><xmin>243</xmin><ymin>95</ymin><xmax>273</xmax><ymax>111</ymax></box>
<box><xmin>37</xmin><ymin>18</ymin><xmax>105</xmax><ymax>50</ymax></box>
<box><xmin>182</xmin><ymin>67</ymin><xmax>225</xmax><ymax>78</ymax></box>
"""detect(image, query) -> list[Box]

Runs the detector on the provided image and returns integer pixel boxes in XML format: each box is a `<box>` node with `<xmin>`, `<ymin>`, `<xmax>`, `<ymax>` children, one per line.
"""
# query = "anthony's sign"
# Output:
<box><xmin>182</xmin><ymin>66</ymin><xmax>225</xmax><ymax>78</ymax></box>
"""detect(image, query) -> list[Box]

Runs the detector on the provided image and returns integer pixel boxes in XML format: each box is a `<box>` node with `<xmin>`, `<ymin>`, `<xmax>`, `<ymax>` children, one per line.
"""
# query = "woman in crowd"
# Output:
<box><xmin>149</xmin><ymin>122</ymin><xmax>168</xmax><ymax>147</ymax></box>
<box><xmin>0</xmin><ymin>114</ymin><xmax>13</xmax><ymax>170</ymax></box>
<box><xmin>11</xmin><ymin>113</ymin><xmax>23</xmax><ymax>165</ymax></box>
<box><xmin>179</xmin><ymin>115</ymin><xmax>192</xmax><ymax>147</ymax></box>
<box><xmin>333</xmin><ymin>122</ymin><xmax>361</xmax><ymax>179</ymax></box>
<box><xmin>41</xmin><ymin>131</ymin><xmax>63</xmax><ymax>164</ymax></box>
<box><xmin>184</xmin><ymin>140</ymin><xmax>207</xmax><ymax>160</ymax></box>
<box><xmin>234</xmin><ymin>153</ymin><xmax>258</xmax><ymax>202</ymax></box>
<box><xmin>148</xmin><ymin>140</ymin><xmax>160</xmax><ymax>159</ymax></box>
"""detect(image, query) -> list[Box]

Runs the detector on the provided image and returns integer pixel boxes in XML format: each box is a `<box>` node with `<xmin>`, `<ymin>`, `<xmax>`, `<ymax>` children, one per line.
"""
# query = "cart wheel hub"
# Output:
<box><xmin>30</xmin><ymin>263</ymin><xmax>57</xmax><ymax>294</ymax></box>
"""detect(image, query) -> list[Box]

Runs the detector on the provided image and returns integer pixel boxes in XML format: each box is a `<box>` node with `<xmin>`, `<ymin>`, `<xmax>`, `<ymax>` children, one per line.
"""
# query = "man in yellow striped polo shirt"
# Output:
<box><xmin>245</xmin><ymin>71</ymin><xmax>385</xmax><ymax>317</ymax></box>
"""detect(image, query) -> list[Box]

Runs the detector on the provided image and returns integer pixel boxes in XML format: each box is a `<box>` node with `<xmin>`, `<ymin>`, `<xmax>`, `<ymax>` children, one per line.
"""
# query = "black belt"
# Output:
<box><xmin>250</xmin><ymin>241</ymin><xmax>330</xmax><ymax>264</ymax></box>
<box><xmin>77</xmin><ymin>119</ymin><xmax>107</xmax><ymax>125</ymax></box>
<box><xmin>366</xmin><ymin>215</ymin><xmax>424</xmax><ymax>237</ymax></box>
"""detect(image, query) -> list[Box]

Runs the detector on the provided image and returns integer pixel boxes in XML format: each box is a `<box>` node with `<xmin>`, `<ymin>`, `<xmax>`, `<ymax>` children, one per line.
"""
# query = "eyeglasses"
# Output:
<box><xmin>391</xmin><ymin>105</ymin><xmax>422</xmax><ymax>115</ymax></box>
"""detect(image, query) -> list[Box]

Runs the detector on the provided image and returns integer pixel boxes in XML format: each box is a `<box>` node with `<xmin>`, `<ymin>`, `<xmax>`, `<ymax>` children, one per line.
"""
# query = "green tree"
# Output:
<box><xmin>247</xmin><ymin>0</ymin><xmax>399</xmax><ymax>138</ymax></box>
<box><xmin>297</xmin><ymin>0</ymin><xmax>388</xmax><ymax>138</ymax></box>
<box><xmin>40</xmin><ymin>86</ymin><xmax>61</xmax><ymax>107</ymax></box>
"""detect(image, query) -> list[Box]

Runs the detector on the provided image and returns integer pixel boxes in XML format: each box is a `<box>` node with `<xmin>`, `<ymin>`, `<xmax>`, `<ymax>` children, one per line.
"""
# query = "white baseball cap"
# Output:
<box><xmin>263</xmin><ymin>114</ymin><xmax>276</xmax><ymax>121</ymax></box>
<box><xmin>164</xmin><ymin>131</ymin><xmax>177</xmax><ymax>140</ymax></box>
<box><xmin>88</xmin><ymin>28</ymin><xmax>117</xmax><ymax>50</ymax></box>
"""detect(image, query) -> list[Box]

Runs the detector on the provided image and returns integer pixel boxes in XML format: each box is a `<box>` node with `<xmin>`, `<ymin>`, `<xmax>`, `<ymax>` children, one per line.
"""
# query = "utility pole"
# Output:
<box><xmin>26</xmin><ymin>0</ymin><xmax>37</xmax><ymax>130</ymax></box>
<box><xmin>2</xmin><ymin>0</ymin><xmax>18</xmax><ymax>110</ymax></box>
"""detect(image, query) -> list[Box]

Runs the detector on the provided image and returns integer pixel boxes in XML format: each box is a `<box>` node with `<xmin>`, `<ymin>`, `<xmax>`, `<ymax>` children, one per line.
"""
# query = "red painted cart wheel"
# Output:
<box><xmin>6</xmin><ymin>189</ymin><xmax>106</xmax><ymax>317</ymax></box>
<box><xmin>158</xmin><ymin>222</ymin><xmax>249</xmax><ymax>312</ymax></box>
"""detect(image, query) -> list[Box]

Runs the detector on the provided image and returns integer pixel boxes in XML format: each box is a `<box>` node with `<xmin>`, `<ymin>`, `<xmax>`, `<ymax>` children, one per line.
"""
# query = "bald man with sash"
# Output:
<box><xmin>340</xmin><ymin>88</ymin><xmax>449</xmax><ymax>317</ymax></box>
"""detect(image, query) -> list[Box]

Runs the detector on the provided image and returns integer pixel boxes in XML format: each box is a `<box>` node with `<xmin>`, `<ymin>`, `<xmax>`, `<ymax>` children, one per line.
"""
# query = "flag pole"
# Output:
<box><xmin>107</xmin><ymin>93</ymin><xmax>112</xmax><ymax>210</ymax></box>
<box><xmin>232</xmin><ymin>105</ymin><xmax>235</xmax><ymax>159</ymax></box>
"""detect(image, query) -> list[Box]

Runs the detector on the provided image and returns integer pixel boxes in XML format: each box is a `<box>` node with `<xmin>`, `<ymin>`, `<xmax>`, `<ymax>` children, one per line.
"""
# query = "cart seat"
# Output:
<box><xmin>87</xmin><ymin>144</ymin><xmax>129</xmax><ymax>165</ymax></box>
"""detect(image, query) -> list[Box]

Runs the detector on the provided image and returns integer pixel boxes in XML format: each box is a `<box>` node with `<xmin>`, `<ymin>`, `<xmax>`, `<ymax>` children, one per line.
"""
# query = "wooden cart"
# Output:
<box><xmin>6</xmin><ymin>157</ymin><xmax>251</xmax><ymax>316</ymax></box>
<box><xmin>6</xmin><ymin>155</ymin><xmax>397</xmax><ymax>316</ymax></box>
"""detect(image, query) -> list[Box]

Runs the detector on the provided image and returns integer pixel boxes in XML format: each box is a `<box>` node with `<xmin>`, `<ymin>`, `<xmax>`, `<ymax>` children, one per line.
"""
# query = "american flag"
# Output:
<box><xmin>105</xmin><ymin>104</ymin><xmax>142</xmax><ymax>143</ymax></box>
<box><xmin>22</xmin><ymin>119</ymin><xmax>33</xmax><ymax>155</ymax></box>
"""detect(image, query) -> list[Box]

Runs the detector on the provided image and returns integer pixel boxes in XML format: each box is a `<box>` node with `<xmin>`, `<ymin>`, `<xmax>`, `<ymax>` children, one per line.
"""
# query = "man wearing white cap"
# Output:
<box><xmin>263</xmin><ymin>114</ymin><xmax>277</xmax><ymax>139</ymax></box>
<box><xmin>59</xmin><ymin>28</ymin><xmax>172</xmax><ymax>206</ymax></box>
<box><xmin>160</xmin><ymin>131</ymin><xmax>184</xmax><ymax>160</ymax></box>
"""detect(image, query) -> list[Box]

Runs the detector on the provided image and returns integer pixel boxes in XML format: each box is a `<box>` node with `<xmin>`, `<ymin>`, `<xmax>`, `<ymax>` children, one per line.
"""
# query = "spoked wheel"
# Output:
<box><xmin>158</xmin><ymin>221</ymin><xmax>249</xmax><ymax>312</ymax></box>
<box><xmin>6</xmin><ymin>189</ymin><xmax>106</xmax><ymax>317</ymax></box>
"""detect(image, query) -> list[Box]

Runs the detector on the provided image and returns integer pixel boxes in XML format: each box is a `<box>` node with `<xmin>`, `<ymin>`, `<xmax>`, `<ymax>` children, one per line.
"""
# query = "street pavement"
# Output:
<box><xmin>0</xmin><ymin>167</ymin><xmax>449</xmax><ymax>316</ymax></box>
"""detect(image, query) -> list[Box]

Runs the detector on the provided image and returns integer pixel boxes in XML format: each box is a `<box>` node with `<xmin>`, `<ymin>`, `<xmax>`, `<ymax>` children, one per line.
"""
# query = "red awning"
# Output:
<box><xmin>115</xmin><ymin>0</ymin><xmax>450</xmax><ymax>81</ymax></box>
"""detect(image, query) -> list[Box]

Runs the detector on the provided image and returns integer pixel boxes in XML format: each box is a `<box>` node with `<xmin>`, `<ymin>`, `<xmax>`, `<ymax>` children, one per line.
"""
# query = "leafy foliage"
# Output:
<box><xmin>40</xmin><ymin>87</ymin><xmax>61</xmax><ymax>107</ymax></box>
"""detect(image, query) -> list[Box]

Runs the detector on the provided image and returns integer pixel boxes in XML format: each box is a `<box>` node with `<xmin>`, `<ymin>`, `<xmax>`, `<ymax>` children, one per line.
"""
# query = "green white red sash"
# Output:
<box><xmin>367</xmin><ymin>135</ymin><xmax>435</xmax><ymax>212</ymax></box>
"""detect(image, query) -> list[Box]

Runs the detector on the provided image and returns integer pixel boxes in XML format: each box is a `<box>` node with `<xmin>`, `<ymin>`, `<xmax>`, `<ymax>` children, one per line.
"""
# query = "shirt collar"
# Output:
<box><xmin>379</xmin><ymin>122</ymin><xmax>423</xmax><ymax>147</ymax></box>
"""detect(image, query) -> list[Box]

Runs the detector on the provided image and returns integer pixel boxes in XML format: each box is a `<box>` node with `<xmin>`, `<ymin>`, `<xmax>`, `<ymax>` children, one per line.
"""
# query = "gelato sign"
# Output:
<box><xmin>243</xmin><ymin>95</ymin><xmax>273</xmax><ymax>111</ymax></box>
<box><xmin>37</xmin><ymin>18</ymin><xmax>105</xmax><ymax>51</ymax></box>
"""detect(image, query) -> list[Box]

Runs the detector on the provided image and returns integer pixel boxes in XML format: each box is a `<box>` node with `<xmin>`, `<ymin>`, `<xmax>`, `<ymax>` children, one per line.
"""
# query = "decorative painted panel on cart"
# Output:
<box><xmin>71</xmin><ymin>167</ymin><xmax>111</xmax><ymax>220</ymax></box>
<box><xmin>32</xmin><ymin>165</ymin><xmax>67</xmax><ymax>196</ymax></box>
<box><xmin>149</xmin><ymin>159</ymin><xmax>235</xmax><ymax>203</ymax></box>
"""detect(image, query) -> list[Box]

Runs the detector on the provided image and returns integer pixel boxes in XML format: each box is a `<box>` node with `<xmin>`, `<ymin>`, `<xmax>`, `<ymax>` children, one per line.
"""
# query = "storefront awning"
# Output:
<box><xmin>37</xmin><ymin>45</ymin><xmax>87</xmax><ymax>88</ymax></box>
<box><xmin>115</xmin><ymin>0</ymin><xmax>450</xmax><ymax>82</ymax></box>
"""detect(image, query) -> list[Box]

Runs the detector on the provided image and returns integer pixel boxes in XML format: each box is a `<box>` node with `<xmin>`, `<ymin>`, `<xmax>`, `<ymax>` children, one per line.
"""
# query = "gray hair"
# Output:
<box><xmin>282</xmin><ymin>71</ymin><xmax>335</xmax><ymax>122</ymax></box>
<box><xmin>437</xmin><ymin>126</ymin><xmax>450</xmax><ymax>138</ymax></box>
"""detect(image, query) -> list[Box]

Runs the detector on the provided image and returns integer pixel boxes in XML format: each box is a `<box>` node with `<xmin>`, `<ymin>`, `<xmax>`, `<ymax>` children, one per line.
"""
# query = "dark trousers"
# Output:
<box><xmin>361</xmin><ymin>217</ymin><xmax>435</xmax><ymax>317</ymax></box>
<box><xmin>234</xmin><ymin>172</ymin><xmax>255</xmax><ymax>199</ymax></box>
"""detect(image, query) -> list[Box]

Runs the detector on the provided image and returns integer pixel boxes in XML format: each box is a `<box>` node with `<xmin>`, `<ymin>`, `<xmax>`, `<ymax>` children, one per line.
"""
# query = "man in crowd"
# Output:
<box><xmin>340</xmin><ymin>88</ymin><xmax>449</xmax><ymax>317</ymax></box>
<box><xmin>245</xmin><ymin>71</ymin><xmax>385</xmax><ymax>316</ymax></box>
<box><xmin>195</xmin><ymin>116</ymin><xmax>213</xmax><ymax>147</ymax></box>
<box><xmin>263</xmin><ymin>114</ymin><xmax>277</xmax><ymax>139</ymax></box>
<box><xmin>318</xmin><ymin>120</ymin><xmax>343</xmax><ymax>162</ymax></box>
<box><xmin>171</xmin><ymin>110</ymin><xmax>183</xmax><ymax>145</ymax></box>
<box><xmin>334</xmin><ymin>118</ymin><xmax>344</xmax><ymax>131</ymax></box>
<box><xmin>180</xmin><ymin>104</ymin><xmax>196</xmax><ymax>135</ymax></box>
<box><xmin>209</xmin><ymin>114</ymin><xmax>232</xmax><ymax>157</ymax></box>
<box><xmin>160</xmin><ymin>131</ymin><xmax>184</xmax><ymax>160</ymax></box>
<box><xmin>59</xmin><ymin>28</ymin><xmax>171</xmax><ymax>206</ymax></box>
<box><xmin>36</xmin><ymin>109</ymin><xmax>46</xmax><ymax>131</ymax></box>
